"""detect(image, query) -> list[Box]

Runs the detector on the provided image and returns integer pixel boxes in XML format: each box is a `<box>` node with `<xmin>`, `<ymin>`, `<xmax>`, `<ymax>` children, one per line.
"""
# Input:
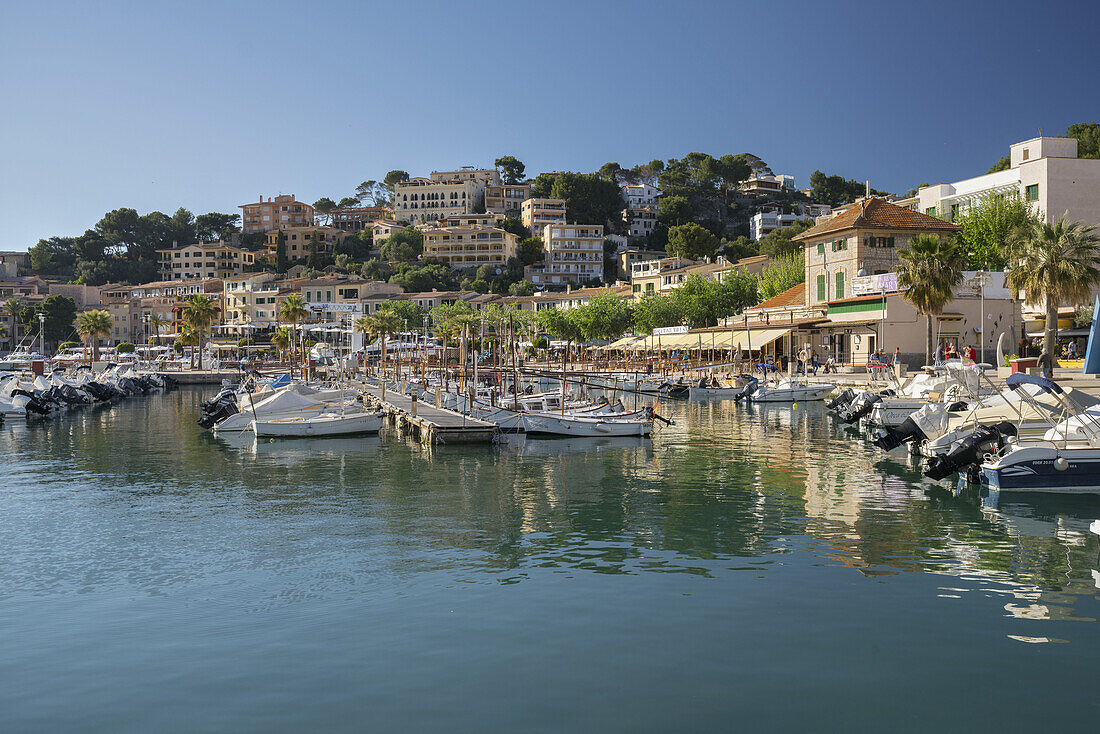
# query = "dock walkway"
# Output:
<box><xmin>361</xmin><ymin>384</ymin><xmax>497</xmax><ymax>444</ymax></box>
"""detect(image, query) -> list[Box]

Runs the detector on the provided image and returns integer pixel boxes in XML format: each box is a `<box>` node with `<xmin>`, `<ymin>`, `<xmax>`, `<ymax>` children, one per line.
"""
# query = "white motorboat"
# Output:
<box><xmin>208</xmin><ymin>384</ymin><xmax>363</xmax><ymax>432</ymax></box>
<box><xmin>748</xmin><ymin>378</ymin><xmax>835</xmax><ymax>403</ymax></box>
<box><xmin>979</xmin><ymin>375</ymin><xmax>1100</xmax><ymax>493</ymax></box>
<box><xmin>253</xmin><ymin>410</ymin><xmax>383</xmax><ymax>437</ymax></box>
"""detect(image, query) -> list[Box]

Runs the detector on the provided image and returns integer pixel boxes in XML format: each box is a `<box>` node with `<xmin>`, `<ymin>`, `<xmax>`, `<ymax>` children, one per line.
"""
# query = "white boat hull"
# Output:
<box><xmin>253</xmin><ymin>412</ymin><xmax>383</xmax><ymax>437</ymax></box>
<box><xmin>522</xmin><ymin>412</ymin><xmax>652</xmax><ymax>437</ymax></box>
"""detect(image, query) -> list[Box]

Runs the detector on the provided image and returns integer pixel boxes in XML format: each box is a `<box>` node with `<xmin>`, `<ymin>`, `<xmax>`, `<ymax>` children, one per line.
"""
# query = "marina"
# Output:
<box><xmin>2</xmin><ymin>382</ymin><xmax>1099</xmax><ymax>731</ymax></box>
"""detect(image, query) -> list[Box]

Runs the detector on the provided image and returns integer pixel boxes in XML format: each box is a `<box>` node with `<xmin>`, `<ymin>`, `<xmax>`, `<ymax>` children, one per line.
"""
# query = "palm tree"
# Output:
<box><xmin>75</xmin><ymin>310</ymin><xmax>112</xmax><ymax>364</ymax></box>
<box><xmin>361</xmin><ymin>311</ymin><xmax>402</xmax><ymax>378</ymax></box>
<box><xmin>271</xmin><ymin>326</ymin><xmax>292</xmax><ymax>366</ymax></box>
<box><xmin>1007</xmin><ymin>213</ymin><xmax>1100</xmax><ymax>362</ymax></box>
<box><xmin>278</xmin><ymin>294</ymin><xmax>309</xmax><ymax>377</ymax></box>
<box><xmin>147</xmin><ymin>313</ymin><xmax>168</xmax><ymax>346</ymax></box>
<box><xmin>3</xmin><ymin>297</ymin><xmax>20</xmax><ymax>348</ymax></box>
<box><xmin>896</xmin><ymin>234</ymin><xmax>966</xmax><ymax>363</ymax></box>
<box><xmin>177</xmin><ymin>324</ymin><xmax>201</xmax><ymax>369</ymax></box>
<box><xmin>181</xmin><ymin>295</ymin><xmax>218</xmax><ymax>370</ymax></box>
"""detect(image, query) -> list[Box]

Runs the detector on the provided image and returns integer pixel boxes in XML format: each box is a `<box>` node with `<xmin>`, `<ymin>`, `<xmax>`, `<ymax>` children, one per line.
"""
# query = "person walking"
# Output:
<box><xmin>810</xmin><ymin>350</ymin><xmax>820</xmax><ymax>376</ymax></box>
<box><xmin>797</xmin><ymin>347</ymin><xmax>808</xmax><ymax>375</ymax></box>
<box><xmin>935</xmin><ymin>341</ymin><xmax>945</xmax><ymax>364</ymax></box>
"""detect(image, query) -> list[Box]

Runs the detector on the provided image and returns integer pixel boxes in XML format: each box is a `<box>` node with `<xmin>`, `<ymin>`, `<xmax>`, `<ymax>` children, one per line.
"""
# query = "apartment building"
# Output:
<box><xmin>623</xmin><ymin>207</ymin><xmax>658</xmax><ymax>239</ymax></box>
<box><xmin>100</xmin><ymin>279</ymin><xmax>223</xmax><ymax>344</ymax></box>
<box><xmin>629</xmin><ymin>257</ymin><xmax>697</xmax><ymax>298</ymax></box>
<box><xmin>0</xmin><ymin>276</ymin><xmax>46</xmax><ymax>350</ymax></box>
<box><xmin>239</xmin><ymin>194</ymin><xmax>315</xmax><ymax>234</ymax></box>
<box><xmin>392</xmin><ymin>177</ymin><xmax>485</xmax><ymax>225</ymax></box>
<box><xmin>264</xmin><ymin>225</ymin><xmax>348</xmax><ymax>262</ymax></box>
<box><xmin>223</xmin><ymin>272</ymin><xmax>282</xmax><ymax>327</ymax></box>
<box><xmin>422</xmin><ymin>225</ymin><xmax>519</xmax><ymax>270</ymax></box>
<box><xmin>750</xmin><ymin>210</ymin><xmax>804</xmax><ymax>240</ymax></box>
<box><xmin>621</xmin><ymin>183</ymin><xmax>661</xmax><ymax>208</ymax></box>
<box><xmin>525</xmin><ymin>224</ymin><xmax>605</xmax><ymax>286</ymax></box>
<box><xmin>434</xmin><ymin>213</ymin><xmax>504</xmax><ymax>228</ymax></box>
<box><xmin>520</xmin><ymin>198</ymin><xmax>566</xmax><ymax>235</ymax></box>
<box><xmin>484</xmin><ymin>183</ymin><xmax>531</xmax><ymax>215</ymax></box>
<box><xmin>897</xmin><ymin>137</ymin><xmax>1100</xmax><ymax>229</ymax></box>
<box><xmin>330</xmin><ymin>206</ymin><xmax>393</xmax><ymax>233</ymax></box>
<box><xmin>157</xmin><ymin>241</ymin><xmax>255</xmax><ymax>281</ymax></box>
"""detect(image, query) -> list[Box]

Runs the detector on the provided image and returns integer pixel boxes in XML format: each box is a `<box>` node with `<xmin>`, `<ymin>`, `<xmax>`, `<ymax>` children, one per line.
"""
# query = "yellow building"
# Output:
<box><xmin>157</xmin><ymin>241</ymin><xmax>255</xmax><ymax>281</ymax></box>
<box><xmin>239</xmin><ymin>194</ymin><xmax>315</xmax><ymax>234</ymax></box>
<box><xmin>264</xmin><ymin>225</ymin><xmax>349</xmax><ymax>262</ymax></box>
<box><xmin>422</xmin><ymin>225</ymin><xmax>519</xmax><ymax>269</ymax></box>
<box><xmin>520</xmin><ymin>198</ymin><xmax>566</xmax><ymax>235</ymax></box>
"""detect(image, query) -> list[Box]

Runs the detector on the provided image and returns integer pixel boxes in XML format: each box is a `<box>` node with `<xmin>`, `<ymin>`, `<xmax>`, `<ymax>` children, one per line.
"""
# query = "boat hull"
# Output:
<box><xmin>522</xmin><ymin>412</ymin><xmax>652</xmax><ymax>437</ymax></box>
<box><xmin>253</xmin><ymin>412</ymin><xmax>383</xmax><ymax>437</ymax></box>
<box><xmin>982</xmin><ymin>446</ymin><xmax>1100</xmax><ymax>493</ymax></box>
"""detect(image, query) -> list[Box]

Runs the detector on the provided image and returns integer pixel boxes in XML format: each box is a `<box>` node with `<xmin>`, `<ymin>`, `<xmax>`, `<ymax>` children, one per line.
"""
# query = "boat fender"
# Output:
<box><xmin>1054</xmin><ymin>457</ymin><xmax>1069</xmax><ymax>471</ymax></box>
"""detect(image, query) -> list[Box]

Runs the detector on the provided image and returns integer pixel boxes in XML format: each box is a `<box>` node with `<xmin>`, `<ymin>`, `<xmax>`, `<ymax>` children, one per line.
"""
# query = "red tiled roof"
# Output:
<box><xmin>753</xmin><ymin>282</ymin><xmax>805</xmax><ymax>309</ymax></box>
<box><xmin>793</xmin><ymin>197</ymin><xmax>961</xmax><ymax>240</ymax></box>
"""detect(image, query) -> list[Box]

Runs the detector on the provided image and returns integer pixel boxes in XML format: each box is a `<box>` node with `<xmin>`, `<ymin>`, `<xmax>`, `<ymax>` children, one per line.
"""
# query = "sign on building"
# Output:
<box><xmin>852</xmin><ymin>272</ymin><xmax>898</xmax><ymax>296</ymax></box>
<box><xmin>653</xmin><ymin>325</ymin><xmax>689</xmax><ymax>336</ymax></box>
<box><xmin>307</xmin><ymin>302</ymin><xmax>362</xmax><ymax>314</ymax></box>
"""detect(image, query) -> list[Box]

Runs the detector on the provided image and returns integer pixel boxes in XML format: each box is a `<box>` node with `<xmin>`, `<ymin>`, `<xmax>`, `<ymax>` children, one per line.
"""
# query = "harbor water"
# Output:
<box><xmin>2</xmin><ymin>387</ymin><xmax>1099</xmax><ymax>731</ymax></box>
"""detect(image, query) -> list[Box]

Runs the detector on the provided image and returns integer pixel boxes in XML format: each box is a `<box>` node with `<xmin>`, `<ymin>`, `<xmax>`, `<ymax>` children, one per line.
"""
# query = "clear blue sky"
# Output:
<box><xmin>2</xmin><ymin>0</ymin><xmax>1098</xmax><ymax>251</ymax></box>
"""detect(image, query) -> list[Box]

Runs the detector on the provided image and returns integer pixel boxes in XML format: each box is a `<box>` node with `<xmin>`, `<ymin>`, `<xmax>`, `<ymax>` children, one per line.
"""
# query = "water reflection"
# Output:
<box><xmin>2</xmin><ymin>388</ymin><xmax>1098</xmax><ymax>626</ymax></box>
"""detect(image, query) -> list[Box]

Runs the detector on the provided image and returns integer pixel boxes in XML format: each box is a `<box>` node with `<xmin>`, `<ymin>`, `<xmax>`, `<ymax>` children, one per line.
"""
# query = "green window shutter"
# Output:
<box><xmin>817</xmin><ymin>243</ymin><xmax>825</xmax><ymax>255</ymax></box>
<box><xmin>887</xmin><ymin>236</ymin><xmax>895</xmax><ymax>248</ymax></box>
<box><xmin>835</xmin><ymin>272</ymin><xmax>845</xmax><ymax>300</ymax></box>
<box><xmin>816</xmin><ymin>274</ymin><xmax>826</xmax><ymax>301</ymax></box>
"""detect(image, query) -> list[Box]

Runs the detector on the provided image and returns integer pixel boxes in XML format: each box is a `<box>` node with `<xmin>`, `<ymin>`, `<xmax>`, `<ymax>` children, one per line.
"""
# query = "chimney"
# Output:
<box><xmin>566</xmin><ymin>284</ymin><xmax>572</xmax><ymax>294</ymax></box>
<box><xmin>865</xmin><ymin>181</ymin><xmax>870</xmax><ymax>197</ymax></box>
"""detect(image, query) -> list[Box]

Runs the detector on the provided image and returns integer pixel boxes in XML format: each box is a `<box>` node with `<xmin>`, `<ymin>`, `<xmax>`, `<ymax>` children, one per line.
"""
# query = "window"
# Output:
<box><xmin>816</xmin><ymin>273</ymin><xmax>826</xmax><ymax>301</ymax></box>
<box><xmin>1026</xmin><ymin>184</ymin><xmax>1039</xmax><ymax>202</ymax></box>
<box><xmin>925</xmin><ymin>207</ymin><xmax>937</xmax><ymax>216</ymax></box>
<box><xmin>645</xmin><ymin>282</ymin><xmax>654</xmax><ymax>293</ymax></box>
<box><xmin>835</xmin><ymin>272</ymin><xmax>845</xmax><ymax>300</ymax></box>
<box><xmin>1022</xmin><ymin>148</ymin><xmax>1029</xmax><ymax>161</ymax></box>
<box><xmin>817</xmin><ymin>243</ymin><xmax>825</xmax><ymax>255</ymax></box>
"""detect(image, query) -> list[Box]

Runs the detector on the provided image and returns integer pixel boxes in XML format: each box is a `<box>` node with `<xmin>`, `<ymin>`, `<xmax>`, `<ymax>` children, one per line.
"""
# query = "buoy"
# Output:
<box><xmin>792</xmin><ymin>402</ymin><xmax>798</xmax><ymax>409</ymax></box>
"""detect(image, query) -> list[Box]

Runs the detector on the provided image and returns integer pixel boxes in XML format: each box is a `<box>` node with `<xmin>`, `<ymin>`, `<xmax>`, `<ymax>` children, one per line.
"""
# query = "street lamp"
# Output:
<box><xmin>974</xmin><ymin>270</ymin><xmax>989</xmax><ymax>364</ymax></box>
<box><xmin>38</xmin><ymin>311</ymin><xmax>45</xmax><ymax>358</ymax></box>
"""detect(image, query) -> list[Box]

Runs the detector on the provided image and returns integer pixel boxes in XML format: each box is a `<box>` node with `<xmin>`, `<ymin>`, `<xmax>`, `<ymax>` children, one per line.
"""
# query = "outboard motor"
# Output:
<box><xmin>924</xmin><ymin>421</ymin><xmax>1017</xmax><ymax>481</ymax></box>
<box><xmin>874</xmin><ymin>415</ymin><xmax>928</xmax><ymax>451</ymax></box>
<box><xmin>826</xmin><ymin>388</ymin><xmax>856</xmax><ymax>412</ymax></box>
<box><xmin>198</xmin><ymin>401</ymin><xmax>239</xmax><ymax>429</ymax></box>
<box><xmin>839</xmin><ymin>392</ymin><xmax>881</xmax><ymax>424</ymax></box>
<box><xmin>735</xmin><ymin>377</ymin><xmax>760</xmax><ymax>400</ymax></box>
<box><xmin>11</xmin><ymin>389</ymin><xmax>52</xmax><ymax>416</ymax></box>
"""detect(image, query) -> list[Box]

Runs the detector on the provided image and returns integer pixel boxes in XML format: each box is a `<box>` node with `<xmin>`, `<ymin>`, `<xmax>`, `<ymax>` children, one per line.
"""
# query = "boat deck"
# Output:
<box><xmin>361</xmin><ymin>384</ymin><xmax>497</xmax><ymax>444</ymax></box>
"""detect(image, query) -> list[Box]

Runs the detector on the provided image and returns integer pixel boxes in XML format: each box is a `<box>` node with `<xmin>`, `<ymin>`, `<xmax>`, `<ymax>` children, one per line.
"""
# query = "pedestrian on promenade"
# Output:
<box><xmin>810</xmin><ymin>350</ymin><xmax>820</xmax><ymax>375</ymax></box>
<box><xmin>935</xmin><ymin>341</ymin><xmax>945</xmax><ymax>364</ymax></box>
<box><xmin>1018</xmin><ymin>337</ymin><xmax>1029</xmax><ymax>358</ymax></box>
<box><xmin>797</xmin><ymin>347</ymin><xmax>808</xmax><ymax>375</ymax></box>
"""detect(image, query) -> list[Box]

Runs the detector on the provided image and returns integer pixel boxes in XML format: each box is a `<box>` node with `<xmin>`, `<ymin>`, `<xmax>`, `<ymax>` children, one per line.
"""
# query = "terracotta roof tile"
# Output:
<box><xmin>753</xmin><ymin>282</ymin><xmax>806</xmax><ymax>309</ymax></box>
<box><xmin>793</xmin><ymin>197</ymin><xmax>961</xmax><ymax>240</ymax></box>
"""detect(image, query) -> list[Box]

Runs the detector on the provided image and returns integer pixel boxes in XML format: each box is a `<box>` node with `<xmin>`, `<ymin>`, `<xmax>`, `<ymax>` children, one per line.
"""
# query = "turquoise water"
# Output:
<box><xmin>2</xmin><ymin>388</ymin><xmax>1099</xmax><ymax>732</ymax></box>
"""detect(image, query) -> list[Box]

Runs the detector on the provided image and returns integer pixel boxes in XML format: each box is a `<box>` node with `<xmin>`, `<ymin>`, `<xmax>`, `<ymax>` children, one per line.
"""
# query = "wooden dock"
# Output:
<box><xmin>361</xmin><ymin>384</ymin><xmax>497</xmax><ymax>444</ymax></box>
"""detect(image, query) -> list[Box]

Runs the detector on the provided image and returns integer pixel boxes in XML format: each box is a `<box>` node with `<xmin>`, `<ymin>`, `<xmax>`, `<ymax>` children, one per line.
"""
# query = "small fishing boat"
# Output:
<box><xmin>521</xmin><ymin>410</ymin><xmax>653</xmax><ymax>437</ymax></box>
<box><xmin>252</xmin><ymin>410</ymin><xmax>383</xmax><ymax>437</ymax></box>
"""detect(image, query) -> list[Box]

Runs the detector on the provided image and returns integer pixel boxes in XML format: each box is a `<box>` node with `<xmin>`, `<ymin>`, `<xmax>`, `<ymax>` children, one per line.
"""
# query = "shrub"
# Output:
<box><xmin>116</xmin><ymin>342</ymin><xmax>136</xmax><ymax>353</ymax></box>
<box><xmin>59</xmin><ymin>341</ymin><xmax>80</xmax><ymax>351</ymax></box>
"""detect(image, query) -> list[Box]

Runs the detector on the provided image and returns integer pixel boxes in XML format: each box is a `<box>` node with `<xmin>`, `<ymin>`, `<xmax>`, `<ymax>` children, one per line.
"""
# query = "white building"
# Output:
<box><xmin>393</xmin><ymin>176</ymin><xmax>485</xmax><ymax>225</ymax></box>
<box><xmin>898</xmin><ymin>137</ymin><xmax>1100</xmax><ymax>228</ymax></box>
<box><xmin>750</xmin><ymin>210</ymin><xmax>803</xmax><ymax>240</ymax></box>
<box><xmin>621</xmin><ymin>183</ymin><xmax>661</xmax><ymax>208</ymax></box>
<box><xmin>624</xmin><ymin>207</ymin><xmax>658</xmax><ymax>239</ymax></box>
<box><xmin>525</xmin><ymin>224</ymin><xmax>605</xmax><ymax>286</ymax></box>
